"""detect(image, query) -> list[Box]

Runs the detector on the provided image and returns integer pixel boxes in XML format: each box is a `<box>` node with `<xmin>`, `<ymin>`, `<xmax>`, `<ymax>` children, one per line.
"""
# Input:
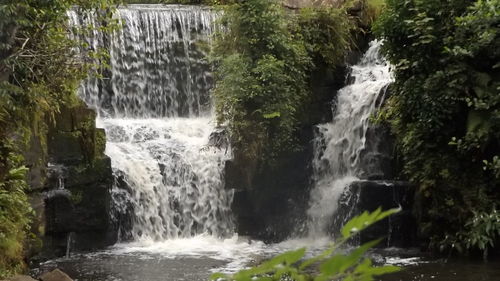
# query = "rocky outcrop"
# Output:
<box><xmin>25</xmin><ymin>101</ymin><xmax>116</xmax><ymax>259</ymax></box>
<box><xmin>225</xmin><ymin>29</ymin><xmax>375</xmax><ymax>242</ymax></box>
<box><xmin>346</xmin><ymin>181</ymin><xmax>417</xmax><ymax>247</ymax></box>
<box><xmin>39</xmin><ymin>269</ymin><xmax>73</xmax><ymax>281</ymax></box>
<box><xmin>226</xmin><ymin>33</ymin><xmax>417</xmax><ymax>244</ymax></box>
<box><xmin>228</xmin><ymin>147</ymin><xmax>313</xmax><ymax>241</ymax></box>
<box><xmin>226</xmin><ymin>56</ymin><xmax>352</xmax><ymax>242</ymax></box>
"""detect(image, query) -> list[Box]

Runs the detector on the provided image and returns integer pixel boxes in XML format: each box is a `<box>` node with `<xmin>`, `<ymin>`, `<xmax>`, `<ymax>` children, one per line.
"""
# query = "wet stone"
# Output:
<box><xmin>39</xmin><ymin>269</ymin><xmax>74</xmax><ymax>281</ymax></box>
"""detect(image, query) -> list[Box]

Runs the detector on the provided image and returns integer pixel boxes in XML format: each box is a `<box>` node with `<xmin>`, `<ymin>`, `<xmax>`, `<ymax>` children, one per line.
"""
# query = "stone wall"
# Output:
<box><xmin>26</xmin><ymin>102</ymin><xmax>116</xmax><ymax>259</ymax></box>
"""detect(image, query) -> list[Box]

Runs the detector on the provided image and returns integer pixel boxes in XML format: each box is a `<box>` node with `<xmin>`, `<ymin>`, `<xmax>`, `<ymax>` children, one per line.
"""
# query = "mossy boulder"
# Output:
<box><xmin>27</xmin><ymin>101</ymin><xmax>116</xmax><ymax>259</ymax></box>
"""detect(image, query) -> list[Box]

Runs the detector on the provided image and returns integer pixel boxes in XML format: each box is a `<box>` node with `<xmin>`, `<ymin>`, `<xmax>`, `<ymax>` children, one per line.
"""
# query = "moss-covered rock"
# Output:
<box><xmin>27</xmin><ymin>101</ymin><xmax>116</xmax><ymax>259</ymax></box>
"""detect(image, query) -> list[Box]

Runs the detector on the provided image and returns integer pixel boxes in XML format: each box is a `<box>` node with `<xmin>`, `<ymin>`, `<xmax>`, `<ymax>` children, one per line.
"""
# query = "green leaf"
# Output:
<box><xmin>262</xmin><ymin>111</ymin><xmax>281</xmax><ymax>119</ymax></box>
<box><xmin>341</xmin><ymin>207</ymin><xmax>401</xmax><ymax>239</ymax></box>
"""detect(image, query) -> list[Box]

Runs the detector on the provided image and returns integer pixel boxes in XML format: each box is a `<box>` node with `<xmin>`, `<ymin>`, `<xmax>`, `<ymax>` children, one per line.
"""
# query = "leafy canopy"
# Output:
<box><xmin>212</xmin><ymin>0</ymin><xmax>356</xmax><ymax>164</ymax></box>
<box><xmin>0</xmin><ymin>0</ymin><xmax>118</xmax><ymax>277</ymax></box>
<box><xmin>374</xmin><ymin>0</ymin><xmax>500</xmax><ymax>255</ymax></box>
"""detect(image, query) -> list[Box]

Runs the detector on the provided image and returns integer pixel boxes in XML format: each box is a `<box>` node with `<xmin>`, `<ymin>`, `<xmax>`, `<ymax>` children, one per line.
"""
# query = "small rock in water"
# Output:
<box><xmin>39</xmin><ymin>269</ymin><xmax>73</xmax><ymax>281</ymax></box>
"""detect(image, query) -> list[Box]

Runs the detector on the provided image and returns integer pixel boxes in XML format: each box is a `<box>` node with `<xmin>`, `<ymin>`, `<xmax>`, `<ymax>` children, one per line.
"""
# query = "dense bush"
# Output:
<box><xmin>122</xmin><ymin>0</ymin><xmax>233</xmax><ymax>5</ymax></box>
<box><xmin>374</xmin><ymin>0</ymin><xmax>500</xmax><ymax>256</ymax></box>
<box><xmin>212</xmin><ymin>0</ymin><xmax>358</xmax><ymax>164</ymax></box>
<box><xmin>0</xmin><ymin>0</ymin><xmax>117</xmax><ymax>276</ymax></box>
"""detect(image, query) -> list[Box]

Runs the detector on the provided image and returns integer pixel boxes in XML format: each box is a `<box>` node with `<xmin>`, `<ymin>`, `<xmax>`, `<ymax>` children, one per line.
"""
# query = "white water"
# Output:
<box><xmin>104</xmin><ymin>118</ymin><xmax>233</xmax><ymax>240</ymax></box>
<box><xmin>110</xmin><ymin>234</ymin><xmax>335</xmax><ymax>274</ymax></box>
<box><xmin>100</xmin><ymin>39</ymin><xmax>394</xmax><ymax>270</ymax></box>
<box><xmin>69</xmin><ymin>5</ymin><xmax>217</xmax><ymax>118</ymax></box>
<box><xmin>70</xmin><ymin>5</ymin><xmax>233</xmax><ymax>242</ymax></box>
<box><xmin>70</xmin><ymin>4</ymin><xmax>397</xmax><ymax>274</ymax></box>
<box><xmin>307</xmin><ymin>40</ymin><xmax>393</xmax><ymax>238</ymax></box>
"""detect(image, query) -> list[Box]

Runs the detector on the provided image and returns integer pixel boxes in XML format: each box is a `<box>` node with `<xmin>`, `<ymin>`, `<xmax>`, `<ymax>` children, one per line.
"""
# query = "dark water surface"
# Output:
<box><xmin>32</xmin><ymin>247</ymin><xmax>500</xmax><ymax>281</ymax></box>
<box><xmin>33</xmin><ymin>253</ymin><xmax>224</xmax><ymax>281</ymax></box>
<box><xmin>379</xmin><ymin>259</ymin><xmax>500</xmax><ymax>281</ymax></box>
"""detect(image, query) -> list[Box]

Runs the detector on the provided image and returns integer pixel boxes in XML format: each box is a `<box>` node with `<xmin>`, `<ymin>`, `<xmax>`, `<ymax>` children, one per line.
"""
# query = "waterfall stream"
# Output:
<box><xmin>40</xmin><ymin>12</ymin><xmax>441</xmax><ymax>278</ymax></box>
<box><xmin>307</xmin><ymin>40</ymin><xmax>392</xmax><ymax>238</ymax></box>
<box><xmin>69</xmin><ymin>5</ymin><xmax>233</xmax><ymax>242</ymax></box>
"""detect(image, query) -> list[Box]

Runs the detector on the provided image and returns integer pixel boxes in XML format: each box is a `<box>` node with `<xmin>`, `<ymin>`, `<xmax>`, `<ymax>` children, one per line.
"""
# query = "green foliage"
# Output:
<box><xmin>0</xmin><ymin>153</ymin><xmax>31</xmax><ymax>278</ymax></box>
<box><xmin>295</xmin><ymin>7</ymin><xmax>354</xmax><ymax>68</ymax></box>
<box><xmin>211</xmin><ymin>208</ymin><xmax>401</xmax><ymax>281</ymax></box>
<box><xmin>213</xmin><ymin>0</ymin><xmax>311</xmax><ymax>162</ymax></box>
<box><xmin>364</xmin><ymin>0</ymin><xmax>386</xmax><ymax>23</ymax></box>
<box><xmin>213</xmin><ymin>0</ymin><xmax>356</xmax><ymax>164</ymax></box>
<box><xmin>374</xmin><ymin>0</ymin><xmax>500</xmax><ymax>255</ymax></box>
<box><xmin>122</xmin><ymin>0</ymin><xmax>232</xmax><ymax>5</ymax></box>
<box><xmin>0</xmin><ymin>0</ymin><xmax>118</xmax><ymax>277</ymax></box>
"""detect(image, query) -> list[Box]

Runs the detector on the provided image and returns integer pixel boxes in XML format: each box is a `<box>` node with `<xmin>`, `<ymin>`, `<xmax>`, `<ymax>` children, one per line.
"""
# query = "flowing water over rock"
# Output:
<box><xmin>307</xmin><ymin>40</ymin><xmax>393</xmax><ymax>237</ymax></box>
<box><xmin>50</xmin><ymin>7</ymin><xmax>500</xmax><ymax>281</ymax></box>
<box><xmin>69</xmin><ymin>5</ymin><xmax>232</xmax><ymax>242</ymax></box>
<box><xmin>106</xmin><ymin>118</ymin><xmax>233</xmax><ymax>241</ymax></box>
<box><xmin>68</xmin><ymin>5</ymin><xmax>217</xmax><ymax>118</ymax></box>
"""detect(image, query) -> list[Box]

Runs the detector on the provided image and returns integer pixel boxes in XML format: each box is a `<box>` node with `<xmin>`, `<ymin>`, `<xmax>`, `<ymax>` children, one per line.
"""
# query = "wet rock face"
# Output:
<box><xmin>225</xmin><ymin>48</ymin><xmax>361</xmax><ymax>242</ymax></box>
<box><xmin>39</xmin><ymin>269</ymin><xmax>74</xmax><ymax>281</ymax></box>
<box><xmin>227</xmin><ymin>142</ymin><xmax>314</xmax><ymax>242</ymax></box>
<box><xmin>347</xmin><ymin>180</ymin><xmax>417</xmax><ymax>247</ymax></box>
<box><xmin>26</xmin><ymin>102</ymin><xmax>116</xmax><ymax>259</ymax></box>
<box><xmin>358</xmin><ymin>125</ymin><xmax>396</xmax><ymax>180</ymax></box>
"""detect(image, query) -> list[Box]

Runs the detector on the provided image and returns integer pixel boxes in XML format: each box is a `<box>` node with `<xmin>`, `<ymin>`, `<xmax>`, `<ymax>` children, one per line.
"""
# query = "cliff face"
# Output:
<box><xmin>26</xmin><ymin>101</ymin><xmax>116</xmax><ymax>258</ymax></box>
<box><xmin>225</xmin><ymin>57</ymin><xmax>355</xmax><ymax>241</ymax></box>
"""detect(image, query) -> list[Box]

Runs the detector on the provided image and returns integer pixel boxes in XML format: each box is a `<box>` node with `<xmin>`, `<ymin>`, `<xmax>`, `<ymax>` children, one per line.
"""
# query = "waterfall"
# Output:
<box><xmin>306</xmin><ymin>40</ymin><xmax>392</xmax><ymax>237</ymax></box>
<box><xmin>69</xmin><ymin>5</ymin><xmax>233</xmax><ymax>241</ymax></box>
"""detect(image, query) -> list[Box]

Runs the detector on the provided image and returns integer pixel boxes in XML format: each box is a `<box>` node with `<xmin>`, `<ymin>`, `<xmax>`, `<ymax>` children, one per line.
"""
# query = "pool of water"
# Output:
<box><xmin>379</xmin><ymin>258</ymin><xmax>500</xmax><ymax>281</ymax></box>
<box><xmin>32</xmin><ymin>235</ymin><xmax>500</xmax><ymax>281</ymax></box>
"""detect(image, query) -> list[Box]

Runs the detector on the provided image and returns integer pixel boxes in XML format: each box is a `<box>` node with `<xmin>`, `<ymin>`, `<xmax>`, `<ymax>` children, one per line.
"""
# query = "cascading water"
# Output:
<box><xmin>306</xmin><ymin>40</ymin><xmax>392</xmax><ymax>238</ymax></box>
<box><xmin>68</xmin><ymin>5</ymin><xmax>233</xmax><ymax>242</ymax></box>
<box><xmin>40</xmin><ymin>19</ymin><xmax>436</xmax><ymax>279</ymax></box>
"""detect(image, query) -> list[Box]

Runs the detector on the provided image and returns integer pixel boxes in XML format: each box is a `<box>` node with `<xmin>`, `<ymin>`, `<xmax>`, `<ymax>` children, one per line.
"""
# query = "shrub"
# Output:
<box><xmin>374</xmin><ymin>0</ymin><xmax>500</xmax><ymax>256</ymax></box>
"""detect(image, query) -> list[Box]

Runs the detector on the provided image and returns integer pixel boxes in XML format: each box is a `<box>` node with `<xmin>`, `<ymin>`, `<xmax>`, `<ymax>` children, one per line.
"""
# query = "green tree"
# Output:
<box><xmin>374</xmin><ymin>0</ymin><xmax>500</xmax><ymax>256</ymax></box>
<box><xmin>0</xmin><ymin>0</ymin><xmax>118</xmax><ymax>276</ymax></box>
<box><xmin>212</xmin><ymin>0</ymin><xmax>356</xmax><ymax>165</ymax></box>
<box><xmin>213</xmin><ymin>0</ymin><xmax>311</xmax><ymax>163</ymax></box>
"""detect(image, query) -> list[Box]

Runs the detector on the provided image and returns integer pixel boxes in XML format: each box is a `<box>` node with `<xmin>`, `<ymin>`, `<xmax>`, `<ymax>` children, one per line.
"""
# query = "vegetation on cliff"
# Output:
<box><xmin>0</xmin><ymin>0</ymin><xmax>117</xmax><ymax>277</ymax></box>
<box><xmin>374</xmin><ymin>0</ymin><xmax>500</xmax><ymax>256</ymax></box>
<box><xmin>212</xmin><ymin>0</ymin><xmax>362</xmax><ymax>165</ymax></box>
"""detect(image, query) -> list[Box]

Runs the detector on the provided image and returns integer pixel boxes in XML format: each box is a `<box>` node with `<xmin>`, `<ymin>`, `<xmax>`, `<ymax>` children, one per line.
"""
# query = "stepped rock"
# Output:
<box><xmin>39</xmin><ymin>269</ymin><xmax>73</xmax><ymax>281</ymax></box>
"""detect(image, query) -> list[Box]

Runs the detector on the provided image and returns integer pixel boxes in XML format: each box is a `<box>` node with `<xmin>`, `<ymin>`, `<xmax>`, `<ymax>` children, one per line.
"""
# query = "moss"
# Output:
<box><xmin>70</xmin><ymin>189</ymin><xmax>84</xmax><ymax>205</ymax></box>
<box><xmin>94</xmin><ymin>129</ymin><xmax>107</xmax><ymax>159</ymax></box>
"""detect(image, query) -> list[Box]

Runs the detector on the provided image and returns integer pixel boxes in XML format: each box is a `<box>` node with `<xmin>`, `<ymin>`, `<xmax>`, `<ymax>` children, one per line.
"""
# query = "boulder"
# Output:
<box><xmin>39</xmin><ymin>269</ymin><xmax>73</xmax><ymax>281</ymax></box>
<box><xmin>345</xmin><ymin>180</ymin><xmax>418</xmax><ymax>247</ymax></box>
